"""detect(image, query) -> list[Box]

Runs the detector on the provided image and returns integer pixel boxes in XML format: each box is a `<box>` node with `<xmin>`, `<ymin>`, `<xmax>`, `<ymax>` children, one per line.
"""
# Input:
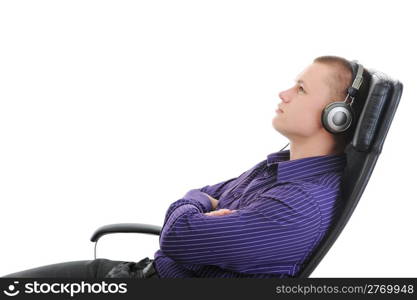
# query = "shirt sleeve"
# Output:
<box><xmin>158</xmin><ymin>161</ymin><xmax>261</xmax><ymax>245</ymax></box>
<box><xmin>194</xmin><ymin>159</ymin><xmax>265</xmax><ymax>199</ymax></box>
<box><xmin>157</xmin><ymin>164</ymin><xmax>256</xmax><ymax>246</ymax></box>
<box><xmin>197</xmin><ymin>172</ymin><xmax>246</xmax><ymax>200</ymax></box>
<box><xmin>158</xmin><ymin>188</ymin><xmax>212</xmax><ymax>246</ymax></box>
<box><xmin>158</xmin><ymin>185</ymin><xmax>322</xmax><ymax>270</ymax></box>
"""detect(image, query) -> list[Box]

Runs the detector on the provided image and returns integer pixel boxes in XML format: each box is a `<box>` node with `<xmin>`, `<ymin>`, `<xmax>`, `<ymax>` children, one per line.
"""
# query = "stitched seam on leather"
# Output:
<box><xmin>365</xmin><ymin>81</ymin><xmax>390</xmax><ymax>146</ymax></box>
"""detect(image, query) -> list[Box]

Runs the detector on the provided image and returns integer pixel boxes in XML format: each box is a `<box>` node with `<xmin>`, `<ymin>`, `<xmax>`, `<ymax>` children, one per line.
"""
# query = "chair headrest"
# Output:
<box><xmin>352</xmin><ymin>69</ymin><xmax>397</xmax><ymax>152</ymax></box>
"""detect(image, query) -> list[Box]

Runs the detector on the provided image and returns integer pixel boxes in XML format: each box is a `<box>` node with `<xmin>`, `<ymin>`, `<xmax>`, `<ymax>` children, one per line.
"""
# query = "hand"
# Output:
<box><xmin>204</xmin><ymin>193</ymin><xmax>220</xmax><ymax>210</ymax></box>
<box><xmin>204</xmin><ymin>208</ymin><xmax>237</xmax><ymax>216</ymax></box>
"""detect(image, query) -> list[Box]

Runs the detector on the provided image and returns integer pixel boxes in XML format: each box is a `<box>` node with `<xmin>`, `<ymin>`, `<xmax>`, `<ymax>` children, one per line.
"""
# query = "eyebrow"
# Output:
<box><xmin>294</xmin><ymin>78</ymin><xmax>309</xmax><ymax>90</ymax></box>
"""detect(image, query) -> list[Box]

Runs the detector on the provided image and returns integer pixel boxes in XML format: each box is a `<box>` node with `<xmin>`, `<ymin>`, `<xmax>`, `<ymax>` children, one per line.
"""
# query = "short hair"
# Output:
<box><xmin>313</xmin><ymin>55</ymin><xmax>371</xmax><ymax>148</ymax></box>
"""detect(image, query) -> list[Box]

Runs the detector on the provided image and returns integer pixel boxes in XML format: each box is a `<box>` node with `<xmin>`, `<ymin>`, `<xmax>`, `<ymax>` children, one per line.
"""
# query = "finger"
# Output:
<box><xmin>204</xmin><ymin>209</ymin><xmax>237</xmax><ymax>216</ymax></box>
<box><xmin>216</xmin><ymin>210</ymin><xmax>235</xmax><ymax>215</ymax></box>
<box><xmin>220</xmin><ymin>209</ymin><xmax>236</xmax><ymax>213</ymax></box>
<box><xmin>205</xmin><ymin>212</ymin><xmax>223</xmax><ymax>216</ymax></box>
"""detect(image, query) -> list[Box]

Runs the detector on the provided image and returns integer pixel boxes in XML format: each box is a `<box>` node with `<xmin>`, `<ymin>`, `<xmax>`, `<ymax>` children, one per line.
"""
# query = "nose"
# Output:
<box><xmin>279</xmin><ymin>88</ymin><xmax>291</xmax><ymax>103</ymax></box>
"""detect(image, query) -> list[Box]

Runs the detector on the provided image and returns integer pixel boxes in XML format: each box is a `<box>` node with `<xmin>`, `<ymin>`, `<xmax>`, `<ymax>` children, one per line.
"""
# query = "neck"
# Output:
<box><xmin>287</xmin><ymin>131</ymin><xmax>344</xmax><ymax>161</ymax></box>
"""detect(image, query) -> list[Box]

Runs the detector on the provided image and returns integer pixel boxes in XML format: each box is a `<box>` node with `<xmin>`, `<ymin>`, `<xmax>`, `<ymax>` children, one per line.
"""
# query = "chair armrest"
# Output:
<box><xmin>90</xmin><ymin>223</ymin><xmax>162</xmax><ymax>243</ymax></box>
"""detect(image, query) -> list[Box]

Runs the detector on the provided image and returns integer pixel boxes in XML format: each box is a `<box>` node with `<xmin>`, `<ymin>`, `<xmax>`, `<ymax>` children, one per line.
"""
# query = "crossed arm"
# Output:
<box><xmin>203</xmin><ymin>193</ymin><xmax>236</xmax><ymax>216</ymax></box>
<box><xmin>157</xmin><ymin>183</ymin><xmax>318</xmax><ymax>269</ymax></box>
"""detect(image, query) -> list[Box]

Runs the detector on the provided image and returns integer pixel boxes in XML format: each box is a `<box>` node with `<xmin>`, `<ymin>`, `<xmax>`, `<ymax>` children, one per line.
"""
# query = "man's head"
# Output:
<box><xmin>272</xmin><ymin>55</ymin><xmax>370</xmax><ymax>155</ymax></box>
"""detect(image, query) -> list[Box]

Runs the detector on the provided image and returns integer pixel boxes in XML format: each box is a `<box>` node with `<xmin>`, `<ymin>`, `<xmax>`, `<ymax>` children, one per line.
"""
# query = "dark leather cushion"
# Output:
<box><xmin>352</xmin><ymin>71</ymin><xmax>393</xmax><ymax>152</ymax></box>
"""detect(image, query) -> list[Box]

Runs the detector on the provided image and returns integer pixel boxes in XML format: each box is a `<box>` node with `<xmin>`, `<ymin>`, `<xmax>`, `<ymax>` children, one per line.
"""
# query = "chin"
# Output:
<box><xmin>272</xmin><ymin>123</ymin><xmax>286</xmax><ymax>137</ymax></box>
<box><xmin>272</xmin><ymin>116</ymin><xmax>283</xmax><ymax>132</ymax></box>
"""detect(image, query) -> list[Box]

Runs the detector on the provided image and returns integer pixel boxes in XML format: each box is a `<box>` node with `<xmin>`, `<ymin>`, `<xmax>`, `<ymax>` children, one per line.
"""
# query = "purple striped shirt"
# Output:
<box><xmin>153</xmin><ymin>149</ymin><xmax>347</xmax><ymax>278</ymax></box>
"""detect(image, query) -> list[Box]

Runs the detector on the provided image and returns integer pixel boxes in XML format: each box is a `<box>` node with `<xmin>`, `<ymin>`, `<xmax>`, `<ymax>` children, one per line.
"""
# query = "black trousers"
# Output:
<box><xmin>1</xmin><ymin>257</ymin><xmax>160</xmax><ymax>279</ymax></box>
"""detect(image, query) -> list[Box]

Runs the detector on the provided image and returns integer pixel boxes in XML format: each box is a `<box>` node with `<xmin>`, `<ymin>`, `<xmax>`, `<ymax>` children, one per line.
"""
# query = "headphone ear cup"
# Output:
<box><xmin>321</xmin><ymin>102</ymin><xmax>354</xmax><ymax>134</ymax></box>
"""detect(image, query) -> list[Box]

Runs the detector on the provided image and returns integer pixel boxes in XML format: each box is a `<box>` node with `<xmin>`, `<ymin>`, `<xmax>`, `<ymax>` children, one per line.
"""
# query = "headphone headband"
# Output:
<box><xmin>351</xmin><ymin>61</ymin><xmax>364</xmax><ymax>90</ymax></box>
<box><xmin>346</xmin><ymin>60</ymin><xmax>364</xmax><ymax>102</ymax></box>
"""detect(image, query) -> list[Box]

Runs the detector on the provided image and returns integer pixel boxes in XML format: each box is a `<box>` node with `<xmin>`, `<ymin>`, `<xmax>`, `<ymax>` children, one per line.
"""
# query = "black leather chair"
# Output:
<box><xmin>91</xmin><ymin>67</ymin><xmax>403</xmax><ymax>277</ymax></box>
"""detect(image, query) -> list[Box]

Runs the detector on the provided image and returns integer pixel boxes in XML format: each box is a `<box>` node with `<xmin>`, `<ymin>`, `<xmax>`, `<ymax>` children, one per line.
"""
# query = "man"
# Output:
<box><xmin>2</xmin><ymin>55</ymin><xmax>369</xmax><ymax>278</ymax></box>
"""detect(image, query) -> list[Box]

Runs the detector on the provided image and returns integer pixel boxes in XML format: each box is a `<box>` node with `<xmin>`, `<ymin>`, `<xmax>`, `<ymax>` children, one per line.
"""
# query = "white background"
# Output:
<box><xmin>0</xmin><ymin>0</ymin><xmax>415</xmax><ymax>277</ymax></box>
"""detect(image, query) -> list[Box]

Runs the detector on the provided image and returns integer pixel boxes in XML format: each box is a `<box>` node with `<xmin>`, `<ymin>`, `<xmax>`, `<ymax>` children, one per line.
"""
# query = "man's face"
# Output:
<box><xmin>272</xmin><ymin>62</ymin><xmax>335</xmax><ymax>140</ymax></box>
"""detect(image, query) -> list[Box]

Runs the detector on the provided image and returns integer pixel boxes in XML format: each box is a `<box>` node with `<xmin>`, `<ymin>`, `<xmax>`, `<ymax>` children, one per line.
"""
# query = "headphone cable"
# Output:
<box><xmin>279</xmin><ymin>142</ymin><xmax>290</xmax><ymax>152</ymax></box>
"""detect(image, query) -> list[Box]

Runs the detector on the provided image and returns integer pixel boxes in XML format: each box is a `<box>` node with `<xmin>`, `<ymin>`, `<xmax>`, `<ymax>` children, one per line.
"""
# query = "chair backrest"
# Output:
<box><xmin>297</xmin><ymin>67</ymin><xmax>404</xmax><ymax>277</ymax></box>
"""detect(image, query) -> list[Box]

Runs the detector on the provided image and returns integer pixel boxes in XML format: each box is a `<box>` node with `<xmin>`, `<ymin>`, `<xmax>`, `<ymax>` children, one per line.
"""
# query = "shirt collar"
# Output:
<box><xmin>266</xmin><ymin>149</ymin><xmax>347</xmax><ymax>183</ymax></box>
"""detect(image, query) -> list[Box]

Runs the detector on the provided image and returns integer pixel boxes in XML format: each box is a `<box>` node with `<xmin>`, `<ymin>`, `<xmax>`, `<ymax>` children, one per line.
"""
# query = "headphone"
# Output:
<box><xmin>321</xmin><ymin>60</ymin><xmax>364</xmax><ymax>134</ymax></box>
